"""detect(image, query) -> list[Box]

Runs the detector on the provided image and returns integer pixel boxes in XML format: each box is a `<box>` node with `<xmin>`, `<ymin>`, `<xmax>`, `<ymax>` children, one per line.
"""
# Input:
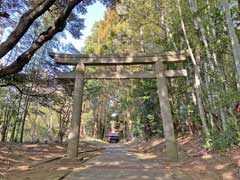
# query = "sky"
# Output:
<box><xmin>64</xmin><ymin>1</ymin><xmax>106</xmax><ymax>52</ymax></box>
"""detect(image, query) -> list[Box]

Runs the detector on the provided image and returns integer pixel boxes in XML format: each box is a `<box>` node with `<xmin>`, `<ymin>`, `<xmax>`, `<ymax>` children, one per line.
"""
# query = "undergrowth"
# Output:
<box><xmin>203</xmin><ymin>121</ymin><xmax>240</xmax><ymax>151</ymax></box>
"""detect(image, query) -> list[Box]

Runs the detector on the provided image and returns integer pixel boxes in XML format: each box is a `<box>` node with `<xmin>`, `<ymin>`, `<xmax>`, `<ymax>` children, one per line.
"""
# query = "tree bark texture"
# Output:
<box><xmin>20</xmin><ymin>94</ymin><xmax>31</xmax><ymax>143</ymax></box>
<box><xmin>195</xmin><ymin>49</ymin><xmax>209</xmax><ymax>135</ymax></box>
<box><xmin>10</xmin><ymin>94</ymin><xmax>23</xmax><ymax>142</ymax></box>
<box><xmin>177</xmin><ymin>0</ymin><xmax>209</xmax><ymax>135</ymax></box>
<box><xmin>221</xmin><ymin>0</ymin><xmax>240</xmax><ymax>86</ymax></box>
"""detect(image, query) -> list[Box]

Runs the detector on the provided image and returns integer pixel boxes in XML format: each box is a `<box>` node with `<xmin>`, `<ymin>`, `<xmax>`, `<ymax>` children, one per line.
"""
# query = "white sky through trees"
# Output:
<box><xmin>64</xmin><ymin>1</ymin><xmax>106</xmax><ymax>52</ymax></box>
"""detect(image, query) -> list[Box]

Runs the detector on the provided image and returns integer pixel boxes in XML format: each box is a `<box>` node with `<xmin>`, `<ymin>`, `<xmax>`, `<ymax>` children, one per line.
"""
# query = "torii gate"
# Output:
<box><xmin>50</xmin><ymin>50</ymin><xmax>188</xmax><ymax>160</ymax></box>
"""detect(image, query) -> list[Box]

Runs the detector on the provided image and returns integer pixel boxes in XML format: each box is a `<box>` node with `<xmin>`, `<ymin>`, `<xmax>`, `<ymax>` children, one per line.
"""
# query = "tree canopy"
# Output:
<box><xmin>0</xmin><ymin>0</ymin><xmax>115</xmax><ymax>77</ymax></box>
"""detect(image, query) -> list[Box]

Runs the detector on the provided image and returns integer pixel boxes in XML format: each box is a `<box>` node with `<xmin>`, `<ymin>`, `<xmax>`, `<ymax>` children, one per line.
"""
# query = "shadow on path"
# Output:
<box><xmin>64</xmin><ymin>143</ymin><xmax>192</xmax><ymax>180</ymax></box>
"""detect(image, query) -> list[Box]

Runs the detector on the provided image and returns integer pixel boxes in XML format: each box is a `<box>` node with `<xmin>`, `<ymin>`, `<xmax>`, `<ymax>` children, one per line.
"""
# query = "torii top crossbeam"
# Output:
<box><xmin>50</xmin><ymin>50</ymin><xmax>188</xmax><ymax>79</ymax></box>
<box><xmin>49</xmin><ymin>50</ymin><xmax>186</xmax><ymax>65</ymax></box>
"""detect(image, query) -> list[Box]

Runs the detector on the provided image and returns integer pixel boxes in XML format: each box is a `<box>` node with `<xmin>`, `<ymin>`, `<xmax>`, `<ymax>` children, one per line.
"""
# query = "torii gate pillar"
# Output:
<box><xmin>67</xmin><ymin>63</ymin><xmax>85</xmax><ymax>158</ymax></box>
<box><xmin>155</xmin><ymin>61</ymin><xmax>178</xmax><ymax>160</ymax></box>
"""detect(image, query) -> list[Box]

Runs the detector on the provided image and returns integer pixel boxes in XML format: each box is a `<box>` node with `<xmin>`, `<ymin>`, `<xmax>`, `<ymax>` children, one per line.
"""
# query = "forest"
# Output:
<box><xmin>0</xmin><ymin>0</ymin><xmax>240</xmax><ymax>179</ymax></box>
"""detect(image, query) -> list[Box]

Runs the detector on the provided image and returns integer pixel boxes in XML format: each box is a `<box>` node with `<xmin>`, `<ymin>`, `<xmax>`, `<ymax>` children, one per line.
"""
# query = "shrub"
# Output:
<box><xmin>203</xmin><ymin>121</ymin><xmax>240</xmax><ymax>151</ymax></box>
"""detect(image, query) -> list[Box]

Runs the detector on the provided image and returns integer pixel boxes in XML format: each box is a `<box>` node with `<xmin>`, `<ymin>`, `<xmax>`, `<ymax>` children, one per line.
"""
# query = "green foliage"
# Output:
<box><xmin>203</xmin><ymin>121</ymin><xmax>240</xmax><ymax>151</ymax></box>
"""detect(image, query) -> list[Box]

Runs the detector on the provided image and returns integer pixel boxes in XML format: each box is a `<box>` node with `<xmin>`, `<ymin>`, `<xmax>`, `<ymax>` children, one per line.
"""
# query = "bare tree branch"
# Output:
<box><xmin>0</xmin><ymin>82</ymin><xmax>56</xmax><ymax>97</ymax></box>
<box><xmin>0</xmin><ymin>12</ymin><xmax>9</xmax><ymax>18</ymax></box>
<box><xmin>0</xmin><ymin>0</ymin><xmax>57</xmax><ymax>59</ymax></box>
<box><xmin>0</xmin><ymin>0</ymin><xmax>84</xmax><ymax>78</ymax></box>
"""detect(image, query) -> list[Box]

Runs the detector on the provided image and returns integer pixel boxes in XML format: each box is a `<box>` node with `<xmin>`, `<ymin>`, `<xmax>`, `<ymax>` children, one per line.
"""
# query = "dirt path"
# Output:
<box><xmin>1</xmin><ymin>140</ymin><xmax>106</xmax><ymax>180</ymax></box>
<box><xmin>64</xmin><ymin>143</ymin><xmax>192</xmax><ymax>180</ymax></box>
<box><xmin>2</xmin><ymin>137</ymin><xmax>239</xmax><ymax>179</ymax></box>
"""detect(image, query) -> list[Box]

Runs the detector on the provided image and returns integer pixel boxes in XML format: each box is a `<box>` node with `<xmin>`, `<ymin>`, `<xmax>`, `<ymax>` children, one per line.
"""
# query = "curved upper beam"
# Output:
<box><xmin>49</xmin><ymin>50</ymin><xmax>187</xmax><ymax>65</ymax></box>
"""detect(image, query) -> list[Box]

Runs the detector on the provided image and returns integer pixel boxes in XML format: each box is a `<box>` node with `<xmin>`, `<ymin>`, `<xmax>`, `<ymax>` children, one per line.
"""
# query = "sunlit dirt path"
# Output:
<box><xmin>64</xmin><ymin>143</ymin><xmax>192</xmax><ymax>180</ymax></box>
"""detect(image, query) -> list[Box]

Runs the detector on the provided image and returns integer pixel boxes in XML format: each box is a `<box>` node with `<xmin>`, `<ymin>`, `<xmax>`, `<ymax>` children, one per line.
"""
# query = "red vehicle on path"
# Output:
<box><xmin>107</xmin><ymin>132</ymin><xmax>120</xmax><ymax>143</ymax></box>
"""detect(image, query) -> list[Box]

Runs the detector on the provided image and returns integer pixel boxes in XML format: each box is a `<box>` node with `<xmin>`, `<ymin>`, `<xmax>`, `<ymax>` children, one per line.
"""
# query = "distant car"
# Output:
<box><xmin>107</xmin><ymin>132</ymin><xmax>120</xmax><ymax>143</ymax></box>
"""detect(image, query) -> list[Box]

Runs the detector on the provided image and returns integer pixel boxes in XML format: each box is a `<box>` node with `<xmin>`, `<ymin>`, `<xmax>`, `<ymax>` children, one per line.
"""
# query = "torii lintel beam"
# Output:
<box><xmin>56</xmin><ymin>69</ymin><xmax>187</xmax><ymax>79</ymax></box>
<box><xmin>49</xmin><ymin>51</ymin><xmax>187</xmax><ymax>65</ymax></box>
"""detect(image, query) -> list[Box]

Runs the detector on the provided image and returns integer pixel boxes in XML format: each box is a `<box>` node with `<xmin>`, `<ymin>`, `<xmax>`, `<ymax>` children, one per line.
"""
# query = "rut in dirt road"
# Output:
<box><xmin>64</xmin><ymin>143</ymin><xmax>192</xmax><ymax>180</ymax></box>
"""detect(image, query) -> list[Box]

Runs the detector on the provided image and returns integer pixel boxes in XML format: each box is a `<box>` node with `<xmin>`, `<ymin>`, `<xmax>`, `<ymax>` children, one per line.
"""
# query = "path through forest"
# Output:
<box><xmin>65</xmin><ymin>143</ymin><xmax>192</xmax><ymax>180</ymax></box>
<box><xmin>1</xmin><ymin>137</ymin><xmax>239</xmax><ymax>179</ymax></box>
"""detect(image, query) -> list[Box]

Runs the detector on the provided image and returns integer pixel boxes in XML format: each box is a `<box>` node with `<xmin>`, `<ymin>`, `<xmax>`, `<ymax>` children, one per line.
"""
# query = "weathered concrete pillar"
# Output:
<box><xmin>67</xmin><ymin>63</ymin><xmax>85</xmax><ymax>158</ymax></box>
<box><xmin>155</xmin><ymin>61</ymin><xmax>178</xmax><ymax>160</ymax></box>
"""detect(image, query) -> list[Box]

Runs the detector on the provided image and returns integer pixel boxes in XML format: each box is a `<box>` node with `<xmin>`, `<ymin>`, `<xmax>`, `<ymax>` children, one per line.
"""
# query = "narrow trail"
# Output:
<box><xmin>64</xmin><ymin>143</ymin><xmax>192</xmax><ymax>180</ymax></box>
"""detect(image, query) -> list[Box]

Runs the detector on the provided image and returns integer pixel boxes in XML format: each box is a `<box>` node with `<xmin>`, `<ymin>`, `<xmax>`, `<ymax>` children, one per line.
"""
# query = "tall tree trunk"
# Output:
<box><xmin>20</xmin><ymin>94</ymin><xmax>31</xmax><ymax>143</ymax></box>
<box><xmin>1</xmin><ymin>107</ymin><xmax>10</xmax><ymax>142</ymax></box>
<box><xmin>32</xmin><ymin>101</ymin><xmax>39</xmax><ymax>142</ymax></box>
<box><xmin>47</xmin><ymin>103</ymin><xmax>53</xmax><ymax>142</ymax></box>
<box><xmin>177</xmin><ymin>0</ymin><xmax>209</xmax><ymax>135</ymax></box>
<box><xmin>10</xmin><ymin>93</ymin><xmax>23</xmax><ymax>142</ymax></box>
<box><xmin>188</xmin><ymin>0</ymin><xmax>218</xmax><ymax>129</ymax></box>
<box><xmin>126</xmin><ymin>110</ymin><xmax>133</xmax><ymax>140</ymax></box>
<box><xmin>221</xmin><ymin>0</ymin><xmax>240</xmax><ymax>87</ymax></box>
<box><xmin>238</xmin><ymin>0</ymin><xmax>240</xmax><ymax>20</ymax></box>
<box><xmin>194</xmin><ymin>49</ymin><xmax>210</xmax><ymax>135</ymax></box>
